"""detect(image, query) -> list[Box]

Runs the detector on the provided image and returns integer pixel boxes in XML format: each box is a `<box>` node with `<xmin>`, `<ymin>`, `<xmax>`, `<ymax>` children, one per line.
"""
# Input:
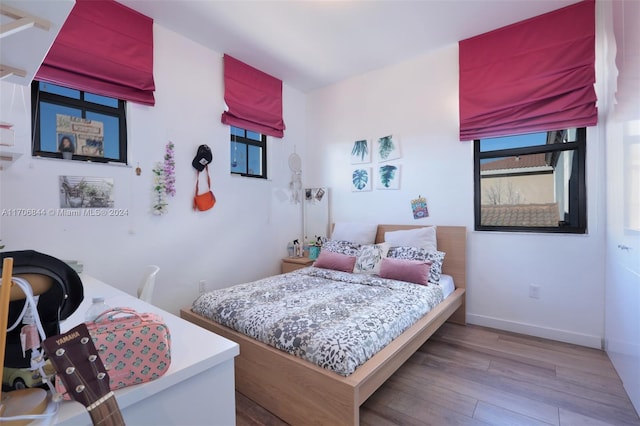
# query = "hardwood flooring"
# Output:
<box><xmin>236</xmin><ymin>323</ymin><xmax>640</xmax><ymax>426</ymax></box>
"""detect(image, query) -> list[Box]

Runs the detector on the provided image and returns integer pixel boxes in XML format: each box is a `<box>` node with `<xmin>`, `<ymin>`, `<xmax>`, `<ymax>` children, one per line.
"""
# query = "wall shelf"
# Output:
<box><xmin>0</xmin><ymin>147</ymin><xmax>23</xmax><ymax>170</ymax></box>
<box><xmin>0</xmin><ymin>1</ymin><xmax>75</xmax><ymax>86</ymax></box>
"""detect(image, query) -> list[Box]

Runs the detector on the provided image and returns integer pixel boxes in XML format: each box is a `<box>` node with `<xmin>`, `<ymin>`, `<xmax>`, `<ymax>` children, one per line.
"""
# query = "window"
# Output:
<box><xmin>230</xmin><ymin>126</ymin><xmax>267</xmax><ymax>178</ymax></box>
<box><xmin>31</xmin><ymin>82</ymin><xmax>127</xmax><ymax>164</ymax></box>
<box><xmin>474</xmin><ymin>128</ymin><xmax>586</xmax><ymax>234</ymax></box>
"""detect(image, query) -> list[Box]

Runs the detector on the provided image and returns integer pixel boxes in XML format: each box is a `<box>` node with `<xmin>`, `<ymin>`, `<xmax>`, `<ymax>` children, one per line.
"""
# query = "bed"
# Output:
<box><xmin>180</xmin><ymin>224</ymin><xmax>466</xmax><ymax>425</ymax></box>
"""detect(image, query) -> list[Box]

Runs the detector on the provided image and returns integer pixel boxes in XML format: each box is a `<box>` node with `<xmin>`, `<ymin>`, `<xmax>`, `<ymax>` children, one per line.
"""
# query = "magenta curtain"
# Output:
<box><xmin>221</xmin><ymin>54</ymin><xmax>285</xmax><ymax>138</ymax></box>
<box><xmin>459</xmin><ymin>0</ymin><xmax>597</xmax><ymax>141</ymax></box>
<box><xmin>36</xmin><ymin>0</ymin><xmax>155</xmax><ymax>106</ymax></box>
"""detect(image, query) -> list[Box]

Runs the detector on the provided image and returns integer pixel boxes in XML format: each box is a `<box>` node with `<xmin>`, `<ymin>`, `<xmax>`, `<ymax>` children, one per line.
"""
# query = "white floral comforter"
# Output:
<box><xmin>191</xmin><ymin>267</ymin><xmax>444</xmax><ymax>376</ymax></box>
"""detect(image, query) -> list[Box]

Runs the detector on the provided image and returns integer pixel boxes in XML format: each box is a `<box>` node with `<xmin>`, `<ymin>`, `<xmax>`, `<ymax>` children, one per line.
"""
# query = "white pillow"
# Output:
<box><xmin>385</xmin><ymin>226</ymin><xmax>437</xmax><ymax>251</ymax></box>
<box><xmin>331</xmin><ymin>222</ymin><xmax>378</xmax><ymax>245</ymax></box>
<box><xmin>353</xmin><ymin>242</ymin><xmax>390</xmax><ymax>275</ymax></box>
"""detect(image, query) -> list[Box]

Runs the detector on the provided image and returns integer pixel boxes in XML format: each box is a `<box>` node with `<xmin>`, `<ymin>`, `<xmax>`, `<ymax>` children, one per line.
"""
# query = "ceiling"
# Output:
<box><xmin>118</xmin><ymin>0</ymin><xmax>581</xmax><ymax>93</ymax></box>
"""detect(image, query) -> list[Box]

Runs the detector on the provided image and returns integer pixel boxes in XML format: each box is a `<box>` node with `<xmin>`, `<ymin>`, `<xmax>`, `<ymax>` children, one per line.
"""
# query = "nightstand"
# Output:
<box><xmin>281</xmin><ymin>257</ymin><xmax>314</xmax><ymax>273</ymax></box>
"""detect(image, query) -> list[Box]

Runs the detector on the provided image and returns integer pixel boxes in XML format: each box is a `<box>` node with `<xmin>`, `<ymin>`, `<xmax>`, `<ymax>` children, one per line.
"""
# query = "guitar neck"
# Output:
<box><xmin>42</xmin><ymin>323</ymin><xmax>126</xmax><ymax>426</ymax></box>
<box><xmin>86</xmin><ymin>392</ymin><xmax>125</xmax><ymax>426</ymax></box>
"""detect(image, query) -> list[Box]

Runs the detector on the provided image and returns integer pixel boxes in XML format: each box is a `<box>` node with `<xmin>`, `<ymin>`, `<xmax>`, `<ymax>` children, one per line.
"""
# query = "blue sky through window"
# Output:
<box><xmin>480</xmin><ymin>132</ymin><xmax>547</xmax><ymax>152</ymax></box>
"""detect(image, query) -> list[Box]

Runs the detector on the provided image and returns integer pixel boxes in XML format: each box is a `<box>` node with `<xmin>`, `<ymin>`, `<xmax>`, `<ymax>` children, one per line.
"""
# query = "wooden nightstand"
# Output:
<box><xmin>281</xmin><ymin>257</ymin><xmax>314</xmax><ymax>273</ymax></box>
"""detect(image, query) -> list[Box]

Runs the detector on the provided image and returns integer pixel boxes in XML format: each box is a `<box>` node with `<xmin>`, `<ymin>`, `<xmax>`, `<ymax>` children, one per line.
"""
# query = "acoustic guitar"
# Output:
<box><xmin>42</xmin><ymin>323</ymin><xmax>125</xmax><ymax>426</ymax></box>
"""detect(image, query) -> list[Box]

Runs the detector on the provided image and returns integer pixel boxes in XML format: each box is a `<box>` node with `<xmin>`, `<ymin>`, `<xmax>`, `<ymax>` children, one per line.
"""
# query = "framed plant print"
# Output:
<box><xmin>376</xmin><ymin>135</ymin><xmax>401</xmax><ymax>162</ymax></box>
<box><xmin>59</xmin><ymin>176</ymin><xmax>114</xmax><ymax>208</ymax></box>
<box><xmin>350</xmin><ymin>139</ymin><xmax>371</xmax><ymax>164</ymax></box>
<box><xmin>376</xmin><ymin>164</ymin><xmax>400</xmax><ymax>190</ymax></box>
<box><xmin>351</xmin><ymin>167</ymin><xmax>372</xmax><ymax>192</ymax></box>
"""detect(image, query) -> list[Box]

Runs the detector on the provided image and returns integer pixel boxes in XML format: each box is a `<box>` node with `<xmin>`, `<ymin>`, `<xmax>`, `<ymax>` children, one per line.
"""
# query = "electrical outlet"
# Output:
<box><xmin>198</xmin><ymin>280</ymin><xmax>206</xmax><ymax>294</ymax></box>
<box><xmin>529</xmin><ymin>284</ymin><xmax>540</xmax><ymax>299</ymax></box>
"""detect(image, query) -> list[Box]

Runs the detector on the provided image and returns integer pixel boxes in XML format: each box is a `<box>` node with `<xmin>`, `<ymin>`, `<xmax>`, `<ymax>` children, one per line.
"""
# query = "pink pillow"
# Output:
<box><xmin>314</xmin><ymin>250</ymin><xmax>357</xmax><ymax>272</ymax></box>
<box><xmin>378</xmin><ymin>258</ymin><xmax>431</xmax><ymax>285</ymax></box>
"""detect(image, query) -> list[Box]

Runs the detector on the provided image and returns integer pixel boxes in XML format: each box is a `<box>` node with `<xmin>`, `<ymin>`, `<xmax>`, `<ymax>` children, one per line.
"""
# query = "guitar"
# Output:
<box><xmin>42</xmin><ymin>323</ymin><xmax>125</xmax><ymax>426</ymax></box>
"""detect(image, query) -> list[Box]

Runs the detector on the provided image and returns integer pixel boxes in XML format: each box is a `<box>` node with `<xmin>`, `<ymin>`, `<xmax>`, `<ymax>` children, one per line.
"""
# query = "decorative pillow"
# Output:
<box><xmin>387</xmin><ymin>247</ymin><xmax>445</xmax><ymax>283</ymax></box>
<box><xmin>379</xmin><ymin>258</ymin><xmax>431</xmax><ymax>285</ymax></box>
<box><xmin>331</xmin><ymin>222</ymin><xmax>378</xmax><ymax>245</ymax></box>
<box><xmin>353</xmin><ymin>242</ymin><xmax>390</xmax><ymax>275</ymax></box>
<box><xmin>384</xmin><ymin>226</ymin><xmax>437</xmax><ymax>251</ymax></box>
<box><xmin>321</xmin><ymin>239</ymin><xmax>361</xmax><ymax>256</ymax></box>
<box><xmin>313</xmin><ymin>251</ymin><xmax>357</xmax><ymax>273</ymax></box>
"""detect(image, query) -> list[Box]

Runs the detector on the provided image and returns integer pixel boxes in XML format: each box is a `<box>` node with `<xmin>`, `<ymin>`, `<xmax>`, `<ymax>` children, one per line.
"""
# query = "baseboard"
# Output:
<box><xmin>467</xmin><ymin>313</ymin><xmax>603</xmax><ymax>349</ymax></box>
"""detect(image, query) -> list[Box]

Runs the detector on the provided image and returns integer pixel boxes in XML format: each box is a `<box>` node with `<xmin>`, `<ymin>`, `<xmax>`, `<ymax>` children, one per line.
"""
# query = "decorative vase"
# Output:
<box><xmin>309</xmin><ymin>245</ymin><xmax>320</xmax><ymax>260</ymax></box>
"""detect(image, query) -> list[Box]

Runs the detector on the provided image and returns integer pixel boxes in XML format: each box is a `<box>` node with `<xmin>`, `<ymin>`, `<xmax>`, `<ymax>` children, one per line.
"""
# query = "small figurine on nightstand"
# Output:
<box><xmin>292</xmin><ymin>239</ymin><xmax>301</xmax><ymax>257</ymax></box>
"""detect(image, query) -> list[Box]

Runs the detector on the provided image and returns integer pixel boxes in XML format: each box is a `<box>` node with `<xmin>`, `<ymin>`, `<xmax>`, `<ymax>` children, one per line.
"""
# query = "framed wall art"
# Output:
<box><xmin>351</xmin><ymin>167</ymin><xmax>372</xmax><ymax>192</ymax></box>
<box><xmin>59</xmin><ymin>176</ymin><xmax>114</xmax><ymax>208</ymax></box>
<box><xmin>350</xmin><ymin>139</ymin><xmax>371</xmax><ymax>164</ymax></box>
<box><xmin>376</xmin><ymin>134</ymin><xmax>401</xmax><ymax>162</ymax></box>
<box><xmin>376</xmin><ymin>164</ymin><xmax>400</xmax><ymax>190</ymax></box>
<box><xmin>411</xmin><ymin>195</ymin><xmax>429</xmax><ymax>219</ymax></box>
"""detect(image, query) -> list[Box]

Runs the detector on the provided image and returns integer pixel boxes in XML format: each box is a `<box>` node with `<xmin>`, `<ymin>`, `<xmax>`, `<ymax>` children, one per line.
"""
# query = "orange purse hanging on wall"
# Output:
<box><xmin>193</xmin><ymin>165</ymin><xmax>216</xmax><ymax>211</ymax></box>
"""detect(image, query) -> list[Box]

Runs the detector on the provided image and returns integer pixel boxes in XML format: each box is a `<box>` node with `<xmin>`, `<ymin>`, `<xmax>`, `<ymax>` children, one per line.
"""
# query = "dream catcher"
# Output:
<box><xmin>288</xmin><ymin>149</ymin><xmax>302</xmax><ymax>204</ymax></box>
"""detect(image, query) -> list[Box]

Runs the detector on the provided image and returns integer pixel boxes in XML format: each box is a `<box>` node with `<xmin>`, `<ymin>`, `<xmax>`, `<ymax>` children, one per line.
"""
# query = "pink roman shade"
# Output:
<box><xmin>221</xmin><ymin>54</ymin><xmax>286</xmax><ymax>138</ymax></box>
<box><xmin>36</xmin><ymin>0</ymin><xmax>155</xmax><ymax>106</ymax></box>
<box><xmin>459</xmin><ymin>0</ymin><xmax>597</xmax><ymax>141</ymax></box>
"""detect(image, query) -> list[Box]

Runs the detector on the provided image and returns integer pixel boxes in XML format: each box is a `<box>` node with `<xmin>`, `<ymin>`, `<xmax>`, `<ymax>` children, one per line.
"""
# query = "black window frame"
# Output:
<box><xmin>230</xmin><ymin>127</ymin><xmax>267</xmax><ymax>179</ymax></box>
<box><xmin>31</xmin><ymin>81</ymin><xmax>128</xmax><ymax>164</ymax></box>
<box><xmin>474</xmin><ymin>128</ymin><xmax>587</xmax><ymax>234</ymax></box>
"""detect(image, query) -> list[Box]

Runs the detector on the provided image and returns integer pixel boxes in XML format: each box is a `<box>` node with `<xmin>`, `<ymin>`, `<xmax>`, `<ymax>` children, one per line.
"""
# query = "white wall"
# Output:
<box><xmin>0</xmin><ymin>25</ymin><xmax>307</xmax><ymax>315</ymax></box>
<box><xmin>306</xmin><ymin>42</ymin><xmax>607</xmax><ymax>347</ymax></box>
<box><xmin>602</xmin><ymin>0</ymin><xmax>640</xmax><ymax>412</ymax></box>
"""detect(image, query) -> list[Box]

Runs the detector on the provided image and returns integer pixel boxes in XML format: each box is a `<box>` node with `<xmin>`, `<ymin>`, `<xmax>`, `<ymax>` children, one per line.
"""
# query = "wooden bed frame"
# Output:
<box><xmin>180</xmin><ymin>225</ymin><xmax>466</xmax><ymax>425</ymax></box>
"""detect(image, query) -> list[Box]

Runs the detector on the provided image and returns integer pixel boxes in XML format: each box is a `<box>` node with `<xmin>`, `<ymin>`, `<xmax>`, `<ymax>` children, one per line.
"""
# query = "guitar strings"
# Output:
<box><xmin>58</xmin><ymin>348</ymin><xmax>124</xmax><ymax>425</ymax></box>
<box><xmin>92</xmin><ymin>398</ymin><xmax>125</xmax><ymax>426</ymax></box>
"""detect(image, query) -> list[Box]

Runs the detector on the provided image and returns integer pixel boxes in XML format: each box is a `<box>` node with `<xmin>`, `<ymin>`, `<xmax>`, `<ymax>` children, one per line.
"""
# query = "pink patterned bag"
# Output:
<box><xmin>56</xmin><ymin>307</ymin><xmax>171</xmax><ymax>395</ymax></box>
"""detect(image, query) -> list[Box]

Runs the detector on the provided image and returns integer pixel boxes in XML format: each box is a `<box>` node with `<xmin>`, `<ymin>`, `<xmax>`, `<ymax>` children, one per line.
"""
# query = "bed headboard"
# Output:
<box><xmin>376</xmin><ymin>225</ymin><xmax>466</xmax><ymax>323</ymax></box>
<box><xmin>375</xmin><ymin>224</ymin><xmax>466</xmax><ymax>289</ymax></box>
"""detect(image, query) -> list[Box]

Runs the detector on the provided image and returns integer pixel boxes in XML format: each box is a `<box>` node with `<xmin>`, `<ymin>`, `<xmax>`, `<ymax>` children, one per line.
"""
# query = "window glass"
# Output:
<box><xmin>31</xmin><ymin>82</ymin><xmax>127</xmax><ymax>163</ymax></box>
<box><xmin>230</xmin><ymin>126</ymin><xmax>267</xmax><ymax>178</ymax></box>
<box><xmin>246</xmin><ymin>130</ymin><xmax>261</xmax><ymax>141</ymax></box>
<box><xmin>475</xmin><ymin>128</ymin><xmax>586</xmax><ymax>233</ymax></box>
<box><xmin>84</xmin><ymin>93</ymin><xmax>119</xmax><ymax>108</ymax></box>
<box><xmin>247</xmin><ymin>145</ymin><xmax>262</xmax><ymax>175</ymax></box>
<box><xmin>38</xmin><ymin>102</ymin><xmax>81</xmax><ymax>153</ymax></box>
<box><xmin>40</xmin><ymin>82</ymin><xmax>80</xmax><ymax>99</ymax></box>
<box><xmin>230</xmin><ymin>141</ymin><xmax>247</xmax><ymax>174</ymax></box>
<box><xmin>231</xmin><ymin>126</ymin><xmax>245</xmax><ymax>138</ymax></box>
<box><xmin>480</xmin><ymin>133</ymin><xmax>546</xmax><ymax>152</ymax></box>
<box><xmin>85</xmin><ymin>112</ymin><xmax>119</xmax><ymax>159</ymax></box>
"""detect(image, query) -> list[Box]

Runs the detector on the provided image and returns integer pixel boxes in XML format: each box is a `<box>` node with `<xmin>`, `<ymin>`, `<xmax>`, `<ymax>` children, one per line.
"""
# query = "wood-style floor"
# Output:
<box><xmin>236</xmin><ymin>323</ymin><xmax>640</xmax><ymax>426</ymax></box>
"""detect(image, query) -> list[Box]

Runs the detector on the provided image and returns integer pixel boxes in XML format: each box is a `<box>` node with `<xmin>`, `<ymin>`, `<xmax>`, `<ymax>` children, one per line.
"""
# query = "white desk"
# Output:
<box><xmin>53</xmin><ymin>274</ymin><xmax>239</xmax><ymax>426</ymax></box>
